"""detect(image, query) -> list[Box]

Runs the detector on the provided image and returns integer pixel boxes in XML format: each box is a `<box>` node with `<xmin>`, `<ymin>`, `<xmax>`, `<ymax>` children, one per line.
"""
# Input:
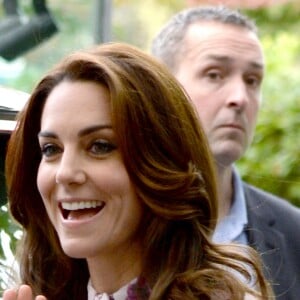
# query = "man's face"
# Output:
<box><xmin>175</xmin><ymin>21</ymin><xmax>265</xmax><ymax>168</ymax></box>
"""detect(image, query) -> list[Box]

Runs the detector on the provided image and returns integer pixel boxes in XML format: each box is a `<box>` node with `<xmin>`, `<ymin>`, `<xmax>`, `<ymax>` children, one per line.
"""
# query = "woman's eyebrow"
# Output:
<box><xmin>78</xmin><ymin>124</ymin><xmax>113</xmax><ymax>137</ymax></box>
<box><xmin>38</xmin><ymin>125</ymin><xmax>113</xmax><ymax>139</ymax></box>
<box><xmin>38</xmin><ymin>131</ymin><xmax>57</xmax><ymax>138</ymax></box>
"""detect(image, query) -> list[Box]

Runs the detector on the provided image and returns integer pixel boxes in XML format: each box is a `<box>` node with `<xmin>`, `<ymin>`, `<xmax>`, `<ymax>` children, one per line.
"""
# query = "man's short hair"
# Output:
<box><xmin>151</xmin><ymin>6</ymin><xmax>258</xmax><ymax>71</ymax></box>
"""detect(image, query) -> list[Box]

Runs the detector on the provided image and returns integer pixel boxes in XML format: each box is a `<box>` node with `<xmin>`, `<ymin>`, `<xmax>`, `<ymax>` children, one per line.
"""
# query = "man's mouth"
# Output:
<box><xmin>219</xmin><ymin>123</ymin><xmax>244</xmax><ymax>132</ymax></box>
<box><xmin>60</xmin><ymin>200</ymin><xmax>105</xmax><ymax>221</ymax></box>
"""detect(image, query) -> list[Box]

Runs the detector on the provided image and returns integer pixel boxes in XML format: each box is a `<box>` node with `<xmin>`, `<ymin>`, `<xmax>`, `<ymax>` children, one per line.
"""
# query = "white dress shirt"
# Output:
<box><xmin>87</xmin><ymin>278</ymin><xmax>136</xmax><ymax>300</ymax></box>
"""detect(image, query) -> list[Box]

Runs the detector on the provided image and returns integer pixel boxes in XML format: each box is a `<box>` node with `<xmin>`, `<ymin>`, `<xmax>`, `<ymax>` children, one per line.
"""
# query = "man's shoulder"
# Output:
<box><xmin>243</xmin><ymin>182</ymin><xmax>300</xmax><ymax>298</ymax></box>
<box><xmin>243</xmin><ymin>181</ymin><xmax>300</xmax><ymax>221</ymax></box>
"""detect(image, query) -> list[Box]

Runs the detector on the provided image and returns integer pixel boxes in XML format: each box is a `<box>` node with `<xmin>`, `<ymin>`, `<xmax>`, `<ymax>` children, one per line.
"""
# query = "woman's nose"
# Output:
<box><xmin>55</xmin><ymin>151</ymin><xmax>86</xmax><ymax>185</ymax></box>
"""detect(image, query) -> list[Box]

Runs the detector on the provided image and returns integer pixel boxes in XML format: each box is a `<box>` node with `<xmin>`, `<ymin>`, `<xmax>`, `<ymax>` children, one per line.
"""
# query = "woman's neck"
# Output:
<box><xmin>86</xmin><ymin>243</ymin><xmax>142</xmax><ymax>295</ymax></box>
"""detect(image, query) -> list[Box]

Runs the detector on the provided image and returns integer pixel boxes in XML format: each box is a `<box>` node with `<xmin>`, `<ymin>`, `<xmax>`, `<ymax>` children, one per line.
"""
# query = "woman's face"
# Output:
<box><xmin>37</xmin><ymin>80</ymin><xmax>143</xmax><ymax>263</ymax></box>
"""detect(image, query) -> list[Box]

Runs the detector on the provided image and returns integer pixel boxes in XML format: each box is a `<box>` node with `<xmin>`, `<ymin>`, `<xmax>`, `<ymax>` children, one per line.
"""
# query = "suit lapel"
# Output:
<box><xmin>243</xmin><ymin>183</ymin><xmax>290</xmax><ymax>293</ymax></box>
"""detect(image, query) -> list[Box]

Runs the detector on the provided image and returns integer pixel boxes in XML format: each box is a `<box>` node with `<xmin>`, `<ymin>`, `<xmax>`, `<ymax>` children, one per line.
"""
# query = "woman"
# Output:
<box><xmin>3</xmin><ymin>43</ymin><xmax>273</xmax><ymax>299</ymax></box>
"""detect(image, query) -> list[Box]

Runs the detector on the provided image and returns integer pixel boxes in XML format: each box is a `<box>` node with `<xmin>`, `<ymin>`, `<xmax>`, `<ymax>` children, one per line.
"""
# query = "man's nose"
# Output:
<box><xmin>55</xmin><ymin>151</ymin><xmax>86</xmax><ymax>185</ymax></box>
<box><xmin>225</xmin><ymin>77</ymin><xmax>249</xmax><ymax>111</ymax></box>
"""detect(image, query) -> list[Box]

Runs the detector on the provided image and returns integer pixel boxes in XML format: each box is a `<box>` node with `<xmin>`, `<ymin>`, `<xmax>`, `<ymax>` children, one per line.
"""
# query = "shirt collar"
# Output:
<box><xmin>88</xmin><ymin>278</ymin><xmax>129</xmax><ymax>300</ymax></box>
<box><xmin>212</xmin><ymin>167</ymin><xmax>248</xmax><ymax>243</ymax></box>
<box><xmin>87</xmin><ymin>277</ymin><xmax>150</xmax><ymax>300</ymax></box>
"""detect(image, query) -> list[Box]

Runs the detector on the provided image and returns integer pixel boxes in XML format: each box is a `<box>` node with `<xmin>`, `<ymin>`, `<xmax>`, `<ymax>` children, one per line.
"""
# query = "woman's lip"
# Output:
<box><xmin>58</xmin><ymin>200</ymin><xmax>105</xmax><ymax>225</ymax></box>
<box><xmin>59</xmin><ymin>208</ymin><xmax>104</xmax><ymax>227</ymax></box>
<box><xmin>60</xmin><ymin>200</ymin><xmax>105</xmax><ymax>210</ymax></box>
<box><xmin>58</xmin><ymin>197</ymin><xmax>102</xmax><ymax>203</ymax></box>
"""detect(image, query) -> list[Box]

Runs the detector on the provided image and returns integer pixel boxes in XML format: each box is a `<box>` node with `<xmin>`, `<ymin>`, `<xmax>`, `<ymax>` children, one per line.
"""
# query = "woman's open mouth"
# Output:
<box><xmin>60</xmin><ymin>200</ymin><xmax>105</xmax><ymax>221</ymax></box>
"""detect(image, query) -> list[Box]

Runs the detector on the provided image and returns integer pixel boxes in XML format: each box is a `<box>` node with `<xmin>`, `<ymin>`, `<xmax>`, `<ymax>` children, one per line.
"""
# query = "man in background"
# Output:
<box><xmin>151</xmin><ymin>6</ymin><xmax>300</xmax><ymax>299</ymax></box>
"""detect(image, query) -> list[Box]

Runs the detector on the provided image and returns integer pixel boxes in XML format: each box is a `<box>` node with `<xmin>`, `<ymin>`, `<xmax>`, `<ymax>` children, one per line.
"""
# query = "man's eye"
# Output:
<box><xmin>206</xmin><ymin>71</ymin><xmax>222</xmax><ymax>80</ymax></box>
<box><xmin>90</xmin><ymin>140</ymin><xmax>116</xmax><ymax>155</ymax></box>
<box><xmin>41</xmin><ymin>144</ymin><xmax>61</xmax><ymax>157</ymax></box>
<box><xmin>246</xmin><ymin>76</ymin><xmax>261</xmax><ymax>87</ymax></box>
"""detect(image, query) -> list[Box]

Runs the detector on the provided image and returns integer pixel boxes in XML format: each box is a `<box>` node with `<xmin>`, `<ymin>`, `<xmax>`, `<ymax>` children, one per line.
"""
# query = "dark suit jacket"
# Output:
<box><xmin>244</xmin><ymin>183</ymin><xmax>300</xmax><ymax>300</ymax></box>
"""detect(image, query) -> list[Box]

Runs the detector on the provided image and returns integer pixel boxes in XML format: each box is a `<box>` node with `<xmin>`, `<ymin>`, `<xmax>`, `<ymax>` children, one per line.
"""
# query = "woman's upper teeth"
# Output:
<box><xmin>61</xmin><ymin>201</ymin><xmax>103</xmax><ymax>210</ymax></box>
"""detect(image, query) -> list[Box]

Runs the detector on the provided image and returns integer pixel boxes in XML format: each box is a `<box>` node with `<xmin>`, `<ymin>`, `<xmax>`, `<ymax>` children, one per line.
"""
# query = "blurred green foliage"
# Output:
<box><xmin>0</xmin><ymin>206</ymin><xmax>19</xmax><ymax>258</ymax></box>
<box><xmin>237</xmin><ymin>3</ymin><xmax>300</xmax><ymax>207</ymax></box>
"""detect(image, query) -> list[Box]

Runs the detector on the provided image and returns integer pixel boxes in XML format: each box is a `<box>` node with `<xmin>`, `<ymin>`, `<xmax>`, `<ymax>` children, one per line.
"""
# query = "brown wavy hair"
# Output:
<box><xmin>6</xmin><ymin>43</ymin><xmax>273</xmax><ymax>299</ymax></box>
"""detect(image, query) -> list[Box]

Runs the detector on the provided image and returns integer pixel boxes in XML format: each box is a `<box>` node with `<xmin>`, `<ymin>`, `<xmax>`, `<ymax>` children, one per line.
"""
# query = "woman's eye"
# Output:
<box><xmin>90</xmin><ymin>140</ymin><xmax>116</xmax><ymax>155</ymax></box>
<box><xmin>41</xmin><ymin>143</ymin><xmax>61</xmax><ymax>157</ymax></box>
